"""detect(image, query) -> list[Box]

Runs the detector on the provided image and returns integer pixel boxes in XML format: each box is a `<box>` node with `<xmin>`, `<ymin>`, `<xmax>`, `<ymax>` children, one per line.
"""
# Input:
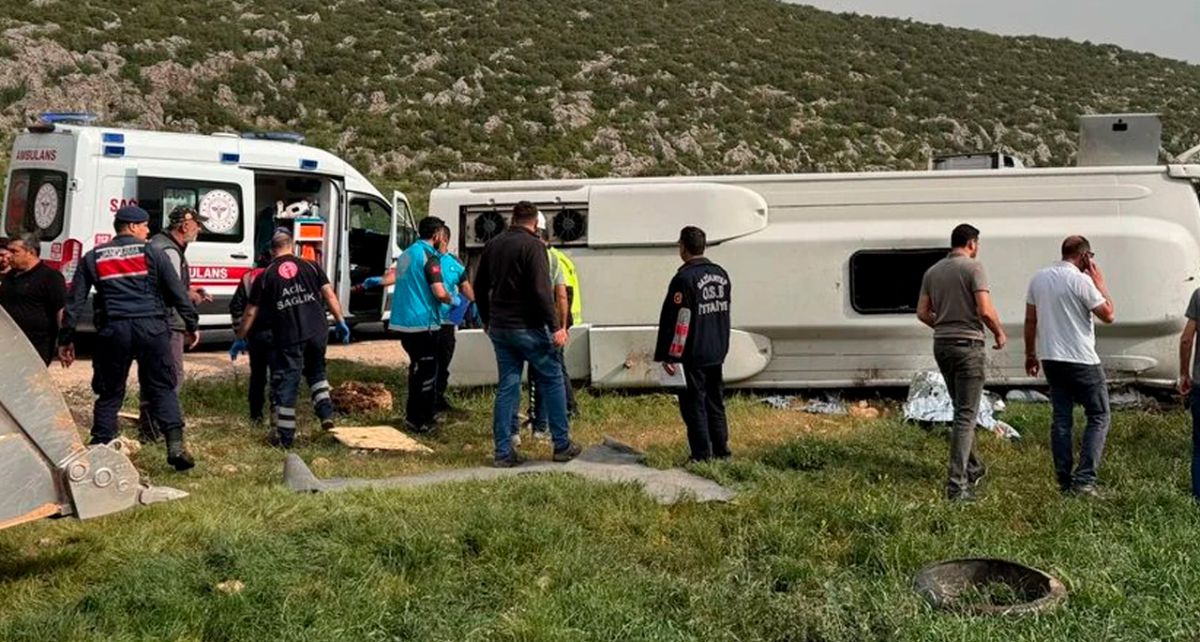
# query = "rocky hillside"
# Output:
<box><xmin>1</xmin><ymin>0</ymin><xmax>1199</xmax><ymax>206</ymax></box>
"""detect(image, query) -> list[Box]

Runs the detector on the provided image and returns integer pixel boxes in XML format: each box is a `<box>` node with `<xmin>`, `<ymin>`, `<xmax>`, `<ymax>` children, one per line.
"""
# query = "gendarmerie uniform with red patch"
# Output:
<box><xmin>58</xmin><ymin>208</ymin><xmax>198</xmax><ymax>463</ymax></box>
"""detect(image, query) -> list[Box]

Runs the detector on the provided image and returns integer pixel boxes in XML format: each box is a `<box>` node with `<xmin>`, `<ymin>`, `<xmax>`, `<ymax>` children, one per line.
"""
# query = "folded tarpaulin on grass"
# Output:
<box><xmin>283</xmin><ymin>437</ymin><xmax>736</xmax><ymax>505</ymax></box>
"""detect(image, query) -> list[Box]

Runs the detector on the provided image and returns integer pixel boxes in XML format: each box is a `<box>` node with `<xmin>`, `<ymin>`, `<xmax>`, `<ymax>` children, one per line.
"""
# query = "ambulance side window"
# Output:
<box><xmin>4</xmin><ymin>169</ymin><xmax>67</xmax><ymax>241</ymax></box>
<box><xmin>138</xmin><ymin>177</ymin><xmax>245</xmax><ymax>243</ymax></box>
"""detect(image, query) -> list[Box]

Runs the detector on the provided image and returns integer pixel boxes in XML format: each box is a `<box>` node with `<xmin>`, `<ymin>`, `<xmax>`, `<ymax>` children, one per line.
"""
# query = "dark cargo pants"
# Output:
<box><xmin>269</xmin><ymin>334</ymin><xmax>333</xmax><ymax>441</ymax></box>
<box><xmin>91</xmin><ymin>318</ymin><xmax>184</xmax><ymax>444</ymax></box>
<box><xmin>680</xmin><ymin>363</ymin><xmax>730</xmax><ymax>462</ymax></box>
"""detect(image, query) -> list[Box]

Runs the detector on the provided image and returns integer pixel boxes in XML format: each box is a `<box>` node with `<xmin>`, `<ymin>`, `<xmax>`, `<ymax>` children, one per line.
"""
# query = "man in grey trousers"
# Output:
<box><xmin>140</xmin><ymin>205</ymin><xmax>212</xmax><ymax>441</ymax></box>
<box><xmin>917</xmin><ymin>223</ymin><xmax>1007</xmax><ymax>501</ymax></box>
<box><xmin>1024</xmin><ymin>236</ymin><xmax>1115</xmax><ymax>497</ymax></box>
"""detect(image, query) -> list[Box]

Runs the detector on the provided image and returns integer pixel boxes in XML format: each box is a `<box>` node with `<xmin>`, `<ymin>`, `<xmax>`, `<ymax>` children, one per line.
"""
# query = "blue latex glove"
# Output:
<box><xmin>362</xmin><ymin>276</ymin><xmax>383</xmax><ymax>290</ymax></box>
<box><xmin>229</xmin><ymin>339</ymin><xmax>248</xmax><ymax>361</ymax></box>
<box><xmin>448</xmin><ymin>295</ymin><xmax>471</xmax><ymax>326</ymax></box>
<box><xmin>335</xmin><ymin>320</ymin><xmax>352</xmax><ymax>344</ymax></box>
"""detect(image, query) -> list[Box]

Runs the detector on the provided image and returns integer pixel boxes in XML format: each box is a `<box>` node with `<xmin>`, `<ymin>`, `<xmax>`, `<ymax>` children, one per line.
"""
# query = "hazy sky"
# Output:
<box><xmin>787</xmin><ymin>0</ymin><xmax>1200</xmax><ymax>64</ymax></box>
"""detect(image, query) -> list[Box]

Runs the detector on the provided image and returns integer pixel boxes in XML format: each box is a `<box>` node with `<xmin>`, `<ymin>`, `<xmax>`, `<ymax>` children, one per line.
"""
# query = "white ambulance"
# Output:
<box><xmin>2</xmin><ymin>113</ymin><xmax>416</xmax><ymax>330</ymax></box>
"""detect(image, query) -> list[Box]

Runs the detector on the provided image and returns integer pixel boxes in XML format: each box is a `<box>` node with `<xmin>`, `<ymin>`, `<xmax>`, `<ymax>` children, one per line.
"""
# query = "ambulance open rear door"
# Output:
<box><xmin>381</xmin><ymin>190</ymin><xmax>417</xmax><ymax>323</ymax></box>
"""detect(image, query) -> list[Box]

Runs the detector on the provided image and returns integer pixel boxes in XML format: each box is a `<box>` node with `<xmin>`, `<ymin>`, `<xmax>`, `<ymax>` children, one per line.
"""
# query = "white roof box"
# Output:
<box><xmin>1078</xmin><ymin>113</ymin><xmax>1161</xmax><ymax>167</ymax></box>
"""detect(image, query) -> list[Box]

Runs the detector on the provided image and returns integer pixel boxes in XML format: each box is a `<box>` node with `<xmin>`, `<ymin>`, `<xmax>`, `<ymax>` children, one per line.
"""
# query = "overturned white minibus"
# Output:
<box><xmin>432</xmin><ymin>116</ymin><xmax>1200</xmax><ymax>389</ymax></box>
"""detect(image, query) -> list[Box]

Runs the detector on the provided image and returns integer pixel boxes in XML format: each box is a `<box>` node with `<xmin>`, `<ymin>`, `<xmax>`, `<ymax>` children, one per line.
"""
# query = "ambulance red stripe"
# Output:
<box><xmin>189</xmin><ymin>265</ymin><xmax>251</xmax><ymax>286</ymax></box>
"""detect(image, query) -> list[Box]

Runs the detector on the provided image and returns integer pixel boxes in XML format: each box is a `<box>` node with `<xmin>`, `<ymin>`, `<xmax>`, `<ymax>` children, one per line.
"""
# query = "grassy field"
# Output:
<box><xmin>3</xmin><ymin>359</ymin><xmax>1200</xmax><ymax>641</ymax></box>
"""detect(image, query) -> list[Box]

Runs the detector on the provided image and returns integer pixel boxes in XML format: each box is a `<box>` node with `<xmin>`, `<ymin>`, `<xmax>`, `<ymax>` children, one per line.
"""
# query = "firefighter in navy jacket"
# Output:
<box><xmin>58</xmin><ymin>206</ymin><xmax>200</xmax><ymax>471</ymax></box>
<box><xmin>654</xmin><ymin>226</ymin><xmax>732</xmax><ymax>462</ymax></box>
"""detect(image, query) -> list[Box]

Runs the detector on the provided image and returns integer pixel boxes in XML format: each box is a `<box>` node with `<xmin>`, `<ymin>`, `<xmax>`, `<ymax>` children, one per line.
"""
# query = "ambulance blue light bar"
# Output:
<box><xmin>40</xmin><ymin>111</ymin><xmax>98</xmax><ymax>125</ymax></box>
<box><xmin>241</xmin><ymin>131</ymin><xmax>306</xmax><ymax>144</ymax></box>
<box><xmin>300</xmin><ymin>159</ymin><xmax>318</xmax><ymax>171</ymax></box>
<box><xmin>221</xmin><ymin>152</ymin><xmax>240</xmax><ymax>164</ymax></box>
<box><xmin>102</xmin><ymin>132</ymin><xmax>124</xmax><ymax>143</ymax></box>
<box><xmin>103</xmin><ymin>145</ymin><xmax>125</xmax><ymax>157</ymax></box>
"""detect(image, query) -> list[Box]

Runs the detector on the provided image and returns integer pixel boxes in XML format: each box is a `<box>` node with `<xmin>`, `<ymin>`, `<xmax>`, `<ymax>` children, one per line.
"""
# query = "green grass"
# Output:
<box><xmin>5</xmin><ymin>360</ymin><xmax>1200</xmax><ymax>641</ymax></box>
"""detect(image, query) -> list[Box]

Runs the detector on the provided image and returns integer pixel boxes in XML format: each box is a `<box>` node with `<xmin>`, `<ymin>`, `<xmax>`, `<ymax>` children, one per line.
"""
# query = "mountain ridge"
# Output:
<box><xmin>1</xmin><ymin>0</ymin><xmax>1198</xmax><ymax>205</ymax></box>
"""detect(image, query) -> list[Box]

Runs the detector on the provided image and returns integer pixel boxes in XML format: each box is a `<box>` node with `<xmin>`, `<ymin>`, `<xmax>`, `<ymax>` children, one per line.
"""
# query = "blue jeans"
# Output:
<box><xmin>509</xmin><ymin>347</ymin><xmax>571</xmax><ymax>436</ymax></box>
<box><xmin>489</xmin><ymin>328</ymin><xmax>570</xmax><ymax>458</ymax></box>
<box><xmin>1042</xmin><ymin>360</ymin><xmax>1110</xmax><ymax>490</ymax></box>
<box><xmin>1191</xmin><ymin>387</ymin><xmax>1200</xmax><ymax>499</ymax></box>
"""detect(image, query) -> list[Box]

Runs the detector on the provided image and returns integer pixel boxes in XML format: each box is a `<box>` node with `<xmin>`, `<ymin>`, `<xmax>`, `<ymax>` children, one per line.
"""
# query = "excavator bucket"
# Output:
<box><xmin>0</xmin><ymin>309</ymin><xmax>186</xmax><ymax>531</ymax></box>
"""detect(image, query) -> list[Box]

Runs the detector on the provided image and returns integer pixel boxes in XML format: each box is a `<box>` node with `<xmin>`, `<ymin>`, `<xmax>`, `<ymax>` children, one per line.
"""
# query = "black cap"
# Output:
<box><xmin>114</xmin><ymin>205</ymin><xmax>150</xmax><ymax>223</ymax></box>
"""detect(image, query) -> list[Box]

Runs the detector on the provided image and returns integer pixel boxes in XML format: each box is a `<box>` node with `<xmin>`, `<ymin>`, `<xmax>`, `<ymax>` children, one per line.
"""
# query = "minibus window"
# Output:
<box><xmin>849</xmin><ymin>248</ymin><xmax>948</xmax><ymax>314</ymax></box>
<box><xmin>4</xmin><ymin>169</ymin><xmax>66</xmax><ymax>241</ymax></box>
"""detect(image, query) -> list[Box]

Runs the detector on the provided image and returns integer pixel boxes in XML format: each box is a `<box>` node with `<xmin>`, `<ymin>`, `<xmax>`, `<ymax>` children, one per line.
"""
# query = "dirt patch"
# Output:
<box><xmin>331</xmin><ymin>382</ymin><xmax>394</xmax><ymax>414</ymax></box>
<box><xmin>47</xmin><ymin>338</ymin><xmax>411</xmax><ymax>395</ymax></box>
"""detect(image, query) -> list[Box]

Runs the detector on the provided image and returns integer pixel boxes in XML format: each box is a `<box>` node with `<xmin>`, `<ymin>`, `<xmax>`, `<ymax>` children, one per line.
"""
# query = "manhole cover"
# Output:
<box><xmin>914</xmin><ymin>558</ymin><xmax>1066</xmax><ymax>616</ymax></box>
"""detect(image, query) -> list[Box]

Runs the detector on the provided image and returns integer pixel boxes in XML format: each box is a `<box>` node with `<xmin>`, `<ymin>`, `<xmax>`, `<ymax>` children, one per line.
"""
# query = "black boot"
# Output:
<box><xmin>163</xmin><ymin>428</ymin><xmax>195</xmax><ymax>471</ymax></box>
<box><xmin>138</xmin><ymin>416</ymin><xmax>162</xmax><ymax>444</ymax></box>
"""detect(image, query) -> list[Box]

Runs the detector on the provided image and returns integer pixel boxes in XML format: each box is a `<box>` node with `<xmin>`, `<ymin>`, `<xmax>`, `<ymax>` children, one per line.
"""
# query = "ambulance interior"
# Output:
<box><xmin>251</xmin><ymin>174</ymin><xmax>333</xmax><ymax>269</ymax></box>
<box><xmin>250</xmin><ymin>172</ymin><xmax>391</xmax><ymax>318</ymax></box>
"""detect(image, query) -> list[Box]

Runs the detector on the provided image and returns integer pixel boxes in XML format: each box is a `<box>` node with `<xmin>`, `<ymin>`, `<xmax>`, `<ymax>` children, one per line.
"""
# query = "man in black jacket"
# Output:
<box><xmin>474</xmin><ymin>201</ymin><xmax>582</xmax><ymax>467</ymax></box>
<box><xmin>655</xmin><ymin>226</ymin><xmax>732</xmax><ymax>462</ymax></box>
<box><xmin>0</xmin><ymin>234</ymin><xmax>66</xmax><ymax>365</ymax></box>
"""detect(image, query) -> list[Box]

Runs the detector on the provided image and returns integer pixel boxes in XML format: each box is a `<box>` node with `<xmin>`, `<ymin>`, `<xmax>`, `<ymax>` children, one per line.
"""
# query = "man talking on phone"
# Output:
<box><xmin>1024</xmin><ymin>236</ymin><xmax>1115</xmax><ymax>497</ymax></box>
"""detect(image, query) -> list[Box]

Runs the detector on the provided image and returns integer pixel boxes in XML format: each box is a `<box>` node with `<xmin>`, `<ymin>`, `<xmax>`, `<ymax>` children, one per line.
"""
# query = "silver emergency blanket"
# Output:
<box><xmin>902</xmin><ymin>370</ymin><xmax>1021</xmax><ymax>441</ymax></box>
<box><xmin>760</xmin><ymin>396</ymin><xmax>850</xmax><ymax>414</ymax></box>
<box><xmin>283</xmin><ymin>437</ymin><xmax>735</xmax><ymax>505</ymax></box>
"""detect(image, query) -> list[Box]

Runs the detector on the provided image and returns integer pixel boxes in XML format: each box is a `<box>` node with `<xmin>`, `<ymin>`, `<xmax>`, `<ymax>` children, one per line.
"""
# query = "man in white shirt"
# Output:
<box><xmin>1024</xmin><ymin>236</ymin><xmax>1115</xmax><ymax>497</ymax></box>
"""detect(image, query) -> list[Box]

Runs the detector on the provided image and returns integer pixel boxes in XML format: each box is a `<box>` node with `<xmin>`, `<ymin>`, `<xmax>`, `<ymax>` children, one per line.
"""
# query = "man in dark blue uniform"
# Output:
<box><xmin>58</xmin><ymin>206</ymin><xmax>200</xmax><ymax>471</ymax></box>
<box><xmin>655</xmin><ymin>226</ymin><xmax>733</xmax><ymax>463</ymax></box>
<box><xmin>236</xmin><ymin>231</ymin><xmax>351</xmax><ymax>447</ymax></box>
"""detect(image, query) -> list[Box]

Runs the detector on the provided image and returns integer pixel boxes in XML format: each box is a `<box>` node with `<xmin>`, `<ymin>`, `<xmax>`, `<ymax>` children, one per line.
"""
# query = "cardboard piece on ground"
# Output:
<box><xmin>330</xmin><ymin>426</ymin><xmax>434</xmax><ymax>454</ymax></box>
<box><xmin>117</xmin><ymin>411</ymin><xmax>139</xmax><ymax>425</ymax></box>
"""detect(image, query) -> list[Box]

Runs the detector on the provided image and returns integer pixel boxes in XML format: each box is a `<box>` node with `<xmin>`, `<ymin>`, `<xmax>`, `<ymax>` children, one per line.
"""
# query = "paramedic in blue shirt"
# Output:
<box><xmin>434</xmin><ymin>224</ymin><xmax>474</xmax><ymax>413</ymax></box>
<box><xmin>362</xmin><ymin>217</ymin><xmax>455</xmax><ymax>432</ymax></box>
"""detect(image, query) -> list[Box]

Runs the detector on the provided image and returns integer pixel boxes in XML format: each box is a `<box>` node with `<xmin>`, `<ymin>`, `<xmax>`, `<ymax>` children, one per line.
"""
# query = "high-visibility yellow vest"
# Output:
<box><xmin>549</xmin><ymin>247</ymin><xmax>582</xmax><ymax>326</ymax></box>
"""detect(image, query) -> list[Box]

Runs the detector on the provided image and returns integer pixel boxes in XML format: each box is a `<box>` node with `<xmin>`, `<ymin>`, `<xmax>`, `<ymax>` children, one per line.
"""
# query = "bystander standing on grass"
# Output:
<box><xmin>654</xmin><ymin>225</ymin><xmax>733</xmax><ymax>463</ymax></box>
<box><xmin>1024</xmin><ymin>235</ymin><xmax>1115</xmax><ymax>497</ymax></box>
<box><xmin>916</xmin><ymin>223</ymin><xmax>1006</xmax><ymax>502</ymax></box>
<box><xmin>0</xmin><ymin>233</ymin><xmax>66</xmax><ymax>366</ymax></box>
<box><xmin>1178</xmin><ymin>278</ymin><xmax>1200</xmax><ymax>500</ymax></box>
<box><xmin>474</xmin><ymin>200</ymin><xmax>582</xmax><ymax>467</ymax></box>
